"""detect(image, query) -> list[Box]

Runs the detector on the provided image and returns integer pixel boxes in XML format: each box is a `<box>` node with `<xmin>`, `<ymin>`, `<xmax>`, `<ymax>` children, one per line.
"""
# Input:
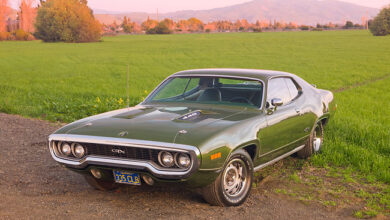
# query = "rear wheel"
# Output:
<box><xmin>297</xmin><ymin>121</ymin><xmax>324</xmax><ymax>159</ymax></box>
<box><xmin>201</xmin><ymin>149</ymin><xmax>253</xmax><ymax>206</ymax></box>
<box><xmin>83</xmin><ymin>175</ymin><xmax>118</xmax><ymax>191</ymax></box>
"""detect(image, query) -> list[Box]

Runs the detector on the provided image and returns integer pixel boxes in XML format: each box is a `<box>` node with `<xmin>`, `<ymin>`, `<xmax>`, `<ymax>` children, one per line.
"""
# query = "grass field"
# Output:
<box><xmin>1</xmin><ymin>30</ymin><xmax>389</xmax><ymax>214</ymax></box>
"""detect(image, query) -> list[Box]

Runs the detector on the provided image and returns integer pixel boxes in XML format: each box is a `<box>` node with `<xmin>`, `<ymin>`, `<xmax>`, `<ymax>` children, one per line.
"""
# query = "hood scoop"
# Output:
<box><xmin>114</xmin><ymin>107</ymin><xmax>154</xmax><ymax>119</ymax></box>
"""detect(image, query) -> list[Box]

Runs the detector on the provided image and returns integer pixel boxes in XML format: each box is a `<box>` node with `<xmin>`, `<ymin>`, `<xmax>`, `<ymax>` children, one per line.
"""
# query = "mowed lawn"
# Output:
<box><xmin>0</xmin><ymin>30</ymin><xmax>389</xmax><ymax>185</ymax></box>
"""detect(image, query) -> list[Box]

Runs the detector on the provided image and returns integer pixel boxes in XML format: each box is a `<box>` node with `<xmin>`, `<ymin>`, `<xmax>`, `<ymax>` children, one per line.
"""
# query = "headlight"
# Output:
<box><xmin>60</xmin><ymin>143</ymin><xmax>72</xmax><ymax>156</ymax></box>
<box><xmin>158</xmin><ymin>151</ymin><xmax>174</xmax><ymax>167</ymax></box>
<box><xmin>72</xmin><ymin>143</ymin><xmax>85</xmax><ymax>158</ymax></box>
<box><xmin>176</xmin><ymin>153</ymin><xmax>191</xmax><ymax>169</ymax></box>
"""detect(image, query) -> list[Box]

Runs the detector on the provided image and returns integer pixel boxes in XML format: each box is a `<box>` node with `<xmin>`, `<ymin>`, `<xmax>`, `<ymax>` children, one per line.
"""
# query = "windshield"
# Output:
<box><xmin>145</xmin><ymin>76</ymin><xmax>263</xmax><ymax>108</ymax></box>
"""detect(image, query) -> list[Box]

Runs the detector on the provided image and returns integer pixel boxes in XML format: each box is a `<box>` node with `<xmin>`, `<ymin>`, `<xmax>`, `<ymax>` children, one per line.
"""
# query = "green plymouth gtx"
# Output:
<box><xmin>48</xmin><ymin>69</ymin><xmax>335</xmax><ymax>206</ymax></box>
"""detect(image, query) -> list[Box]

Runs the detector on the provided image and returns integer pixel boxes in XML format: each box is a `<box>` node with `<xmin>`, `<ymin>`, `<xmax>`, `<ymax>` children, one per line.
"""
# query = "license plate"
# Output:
<box><xmin>113</xmin><ymin>170</ymin><xmax>141</xmax><ymax>185</ymax></box>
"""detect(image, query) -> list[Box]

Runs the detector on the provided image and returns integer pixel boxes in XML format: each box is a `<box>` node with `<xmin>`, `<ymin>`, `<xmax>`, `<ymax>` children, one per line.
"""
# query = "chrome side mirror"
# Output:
<box><xmin>266</xmin><ymin>98</ymin><xmax>283</xmax><ymax>115</ymax></box>
<box><xmin>271</xmin><ymin>98</ymin><xmax>283</xmax><ymax>107</ymax></box>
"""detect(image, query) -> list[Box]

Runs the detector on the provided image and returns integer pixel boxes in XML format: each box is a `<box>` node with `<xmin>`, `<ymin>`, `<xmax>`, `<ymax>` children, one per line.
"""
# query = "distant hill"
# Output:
<box><xmin>95</xmin><ymin>0</ymin><xmax>379</xmax><ymax>25</ymax></box>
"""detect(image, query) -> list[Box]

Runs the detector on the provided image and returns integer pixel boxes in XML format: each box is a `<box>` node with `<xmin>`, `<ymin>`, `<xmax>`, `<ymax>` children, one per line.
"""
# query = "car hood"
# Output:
<box><xmin>56</xmin><ymin>104</ymin><xmax>259</xmax><ymax>145</ymax></box>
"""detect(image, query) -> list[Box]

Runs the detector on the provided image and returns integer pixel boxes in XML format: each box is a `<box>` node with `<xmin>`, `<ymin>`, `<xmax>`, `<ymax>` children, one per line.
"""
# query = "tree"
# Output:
<box><xmin>34</xmin><ymin>0</ymin><xmax>101</xmax><ymax>42</ymax></box>
<box><xmin>18</xmin><ymin>0</ymin><xmax>37</xmax><ymax>33</ymax></box>
<box><xmin>369</xmin><ymin>5</ymin><xmax>390</xmax><ymax>36</ymax></box>
<box><xmin>187</xmin><ymin>17</ymin><xmax>203</xmax><ymax>32</ymax></box>
<box><xmin>160</xmin><ymin>18</ymin><xmax>175</xmax><ymax>31</ymax></box>
<box><xmin>0</xmin><ymin>0</ymin><xmax>9</xmax><ymax>32</ymax></box>
<box><xmin>146</xmin><ymin>21</ymin><xmax>172</xmax><ymax>34</ymax></box>
<box><xmin>177</xmin><ymin>19</ymin><xmax>189</xmax><ymax>32</ymax></box>
<box><xmin>121</xmin><ymin>16</ymin><xmax>133</xmax><ymax>33</ymax></box>
<box><xmin>141</xmin><ymin>17</ymin><xmax>158</xmax><ymax>31</ymax></box>
<box><xmin>344</xmin><ymin>21</ymin><xmax>354</xmax><ymax>29</ymax></box>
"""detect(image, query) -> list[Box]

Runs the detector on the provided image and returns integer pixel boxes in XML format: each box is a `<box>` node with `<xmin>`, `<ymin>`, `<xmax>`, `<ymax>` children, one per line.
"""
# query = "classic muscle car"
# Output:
<box><xmin>48</xmin><ymin>69</ymin><xmax>335</xmax><ymax>206</ymax></box>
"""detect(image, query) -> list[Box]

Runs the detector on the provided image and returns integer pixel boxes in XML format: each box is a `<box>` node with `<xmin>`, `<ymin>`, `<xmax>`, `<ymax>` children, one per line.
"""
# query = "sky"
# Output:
<box><xmin>9</xmin><ymin>0</ymin><xmax>390</xmax><ymax>12</ymax></box>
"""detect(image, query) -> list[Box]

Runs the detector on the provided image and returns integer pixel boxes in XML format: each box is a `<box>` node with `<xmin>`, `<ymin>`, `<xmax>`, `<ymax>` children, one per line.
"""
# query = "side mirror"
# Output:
<box><xmin>266</xmin><ymin>98</ymin><xmax>283</xmax><ymax>115</ymax></box>
<box><xmin>271</xmin><ymin>98</ymin><xmax>283</xmax><ymax>107</ymax></box>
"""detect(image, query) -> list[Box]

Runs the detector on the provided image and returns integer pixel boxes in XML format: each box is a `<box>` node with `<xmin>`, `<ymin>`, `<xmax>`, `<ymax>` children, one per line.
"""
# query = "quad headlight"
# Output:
<box><xmin>176</xmin><ymin>153</ymin><xmax>191</xmax><ymax>169</ymax></box>
<box><xmin>158</xmin><ymin>151</ymin><xmax>191</xmax><ymax>169</ymax></box>
<box><xmin>53</xmin><ymin>141</ymin><xmax>86</xmax><ymax>159</ymax></box>
<box><xmin>60</xmin><ymin>143</ymin><xmax>72</xmax><ymax>156</ymax></box>
<box><xmin>159</xmin><ymin>151</ymin><xmax>174</xmax><ymax>167</ymax></box>
<box><xmin>72</xmin><ymin>143</ymin><xmax>85</xmax><ymax>158</ymax></box>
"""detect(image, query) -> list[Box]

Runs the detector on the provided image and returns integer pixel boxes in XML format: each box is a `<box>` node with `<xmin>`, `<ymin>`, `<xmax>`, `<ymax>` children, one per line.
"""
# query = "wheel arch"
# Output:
<box><xmin>230</xmin><ymin>141</ymin><xmax>259</xmax><ymax>162</ymax></box>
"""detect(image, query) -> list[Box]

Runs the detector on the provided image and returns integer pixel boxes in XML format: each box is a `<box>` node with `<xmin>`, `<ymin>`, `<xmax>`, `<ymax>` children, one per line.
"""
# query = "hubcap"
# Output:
<box><xmin>313</xmin><ymin>137</ymin><xmax>322</xmax><ymax>152</ymax></box>
<box><xmin>223</xmin><ymin>159</ymin><xmax>247</xmax><ymax>197</ymax></box>
<box><xmin>312</xmin><ymin>125</ymin><xmax>323</xmax><ymax>152</ymax></box>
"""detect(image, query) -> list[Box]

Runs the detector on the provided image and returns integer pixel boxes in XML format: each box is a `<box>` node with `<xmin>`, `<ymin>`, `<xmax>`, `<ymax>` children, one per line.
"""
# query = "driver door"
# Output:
<box><xmin>258</xmin><ymin>77</ymin><xmax>302</xmax><ymax>161</ymax></box>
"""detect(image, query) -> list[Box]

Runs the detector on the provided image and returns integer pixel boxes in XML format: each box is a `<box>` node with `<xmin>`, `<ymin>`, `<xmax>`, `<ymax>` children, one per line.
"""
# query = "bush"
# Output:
<box><xmin>15</xmin><ymin>29</ymin><xmax>29</xmax><ymax>41</ymax></box>
<box><xmin>0</xmin><ymin>32</ymin><xmax>11</xmax><ymax>41</ymax></box>
<box><xmin>252</xmin><ymin>28</ymin><xmax>262</xmax><ymax>32</ymax></box>
<box><xmin>312</xmin><ymin>28</ymin><xmax>323</xmax><ymax>31</ymax></box>
<box><xmin>34</xmin><ymin>0</ymin><xmax>101</xmax><ymax>42</ymax></box>
<box><xmin>146</xmin><ymin>22</ymin><xmax>172</xmax><ymax>34</ymax></box>
<box><xmin>205</xmin><ymin>28</ymin><xmax>211</xmax><ymax>33</ymax></box>
<box><xmin>369</xmin><ymin>6</ymin><xmax>390</xmax><ymax>36</ymax></box>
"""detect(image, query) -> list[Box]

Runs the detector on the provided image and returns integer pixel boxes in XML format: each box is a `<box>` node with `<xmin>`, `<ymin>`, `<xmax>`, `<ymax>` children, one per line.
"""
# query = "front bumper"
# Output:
<box><xmin>49</xmin><ymin>134</ymin><xmax>201</xmax><ymax>179</ymax></box>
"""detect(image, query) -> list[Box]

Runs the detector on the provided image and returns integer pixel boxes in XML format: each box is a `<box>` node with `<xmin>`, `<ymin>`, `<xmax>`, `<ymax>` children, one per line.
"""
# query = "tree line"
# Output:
<box><xmin>1</xmin><ymin>0</ymin><xmax>389</xmax><ymax>43</ymax></box>
<box><xmin>104</xmin><ymin>17</ymin><xmax>370</xmax><ymax>35</ymax></box>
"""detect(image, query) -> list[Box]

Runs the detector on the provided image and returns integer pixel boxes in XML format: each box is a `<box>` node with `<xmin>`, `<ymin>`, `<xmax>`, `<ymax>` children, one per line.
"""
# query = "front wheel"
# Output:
<box><xmin>297</xmin><ymin>121</ymin><xmax>324</xmax><ymax>159</ymax></box>
<box><xmin>201</xmin><ymin>149</ymin><xmax>253</xmax><ymax>206</ymax></box>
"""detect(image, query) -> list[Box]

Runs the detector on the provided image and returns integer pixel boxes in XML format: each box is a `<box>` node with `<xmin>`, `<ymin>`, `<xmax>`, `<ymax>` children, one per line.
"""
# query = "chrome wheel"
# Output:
<box><xmin>223</xmin><ymin>159</ymin><xmax>247</xmax><ymax>197</ymax></box>
<box><xmin>312</xmin><ymin>124</ymin><xmax>323</xmax><ymax>152</ymax></box>
<box><xmin>201</xmin><ymin>149</ymin><xmax>253</xmax><ymax>206</ymax></box>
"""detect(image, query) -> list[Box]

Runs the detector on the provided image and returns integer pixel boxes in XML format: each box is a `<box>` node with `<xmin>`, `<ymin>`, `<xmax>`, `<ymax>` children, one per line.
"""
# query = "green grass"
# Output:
<box><xmin>312</xmin><ymin>77</ymin><xmax>390</xmax><ymax>183</ymax></box>
<box><xmin>0</xmin><ymin>30</ymin><xmax>389</xmax><ymax>187</ymax></box>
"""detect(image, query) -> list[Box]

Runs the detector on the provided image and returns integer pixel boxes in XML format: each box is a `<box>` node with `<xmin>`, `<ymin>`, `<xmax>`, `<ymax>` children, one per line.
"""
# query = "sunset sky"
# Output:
<box><xmin>9</xmin><ymin>0</ymin><xmax>390</xmax><ymax>12</ymax></box>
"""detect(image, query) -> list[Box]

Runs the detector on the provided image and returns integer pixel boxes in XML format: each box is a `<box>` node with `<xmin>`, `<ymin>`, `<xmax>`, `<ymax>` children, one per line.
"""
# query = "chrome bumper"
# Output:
<box><xmin>49</xmin><ymin>134</ymin><xmax>201</xmax><ymax>179</ymax></box>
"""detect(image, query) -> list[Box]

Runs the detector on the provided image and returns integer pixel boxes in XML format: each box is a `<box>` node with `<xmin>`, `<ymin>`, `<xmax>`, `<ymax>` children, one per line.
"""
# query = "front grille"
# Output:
<box><xmin>84</xmin><ymin>143</ymin><xmax>160</xmax><ymax>163</ymax></box>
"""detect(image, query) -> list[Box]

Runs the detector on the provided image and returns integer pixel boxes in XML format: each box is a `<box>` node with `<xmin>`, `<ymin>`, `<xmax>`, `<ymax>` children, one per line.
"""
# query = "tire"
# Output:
<box><xmin>297</xmin><ymin>121</ymin><xmax>324</xmax><ymax>159</ymax></box>
<box><xmin>201</xmin><ymin>149</ymin><xmax>253</xmax><ymax>207</ymax></box>
<box><xmin>83</xmin><ymin>174</ymin><xmax>118</xmax><ymax>191</ymax></box>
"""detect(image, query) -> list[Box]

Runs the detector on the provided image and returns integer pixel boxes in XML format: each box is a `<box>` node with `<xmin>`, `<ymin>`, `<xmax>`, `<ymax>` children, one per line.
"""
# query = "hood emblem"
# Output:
<box><xmin>118</xmin><ymin>131</ymin><xmax>128</xmax><ymax>137</ymax></box>
<box><xmin>177</xmin><ymin>110</ymin><xmax>201</xmax><ymax>121</ymax></box>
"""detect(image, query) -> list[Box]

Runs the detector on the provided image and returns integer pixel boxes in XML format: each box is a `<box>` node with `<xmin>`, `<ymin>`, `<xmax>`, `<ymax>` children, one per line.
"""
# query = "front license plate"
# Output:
<box><xmin>113</xmin><ymin>170</ymin><xmax>141</xmax><ymax>186</ymax></box>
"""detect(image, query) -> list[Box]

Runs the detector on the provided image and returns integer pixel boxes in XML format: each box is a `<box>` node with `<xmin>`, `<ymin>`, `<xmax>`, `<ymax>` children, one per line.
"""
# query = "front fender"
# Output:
<box><xmin>196</xmin><ymin>115</ymin><xmax>265</xmax><ymax>171</ymax></box>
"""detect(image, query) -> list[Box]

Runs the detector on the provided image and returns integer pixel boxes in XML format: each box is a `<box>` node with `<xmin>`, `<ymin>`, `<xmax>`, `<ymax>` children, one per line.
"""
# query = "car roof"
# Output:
<box><xmin>171</xmin><ymin>68</ymin><xmax>294</xmax><ymax>81</ymax></box>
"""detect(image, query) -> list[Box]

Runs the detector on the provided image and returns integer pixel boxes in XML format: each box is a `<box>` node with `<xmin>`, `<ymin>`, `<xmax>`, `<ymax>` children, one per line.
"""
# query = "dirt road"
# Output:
<box><xmin>0</xmin><ymin>113</ymin><xmax>356</xmax><ymax>219</ymax></box>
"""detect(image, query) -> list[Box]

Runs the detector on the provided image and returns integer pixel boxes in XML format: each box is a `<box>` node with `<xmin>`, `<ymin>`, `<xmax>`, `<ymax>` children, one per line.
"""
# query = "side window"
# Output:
<box><xmin>267</xmin><ymin>78</ymin><xmax>291</xmax><ymax>105</ymax></box>
<box><xmin>284</xmin><ymin>78</ymin><xmax>299</xmax><ymax>100</ymax></box>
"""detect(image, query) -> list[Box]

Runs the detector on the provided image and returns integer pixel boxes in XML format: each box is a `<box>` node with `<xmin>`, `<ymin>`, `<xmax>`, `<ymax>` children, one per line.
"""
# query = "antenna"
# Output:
<box><xmin>127</xmin><ymin>64</ymin><xmax>129</xmax><ymax>108</ymax></box>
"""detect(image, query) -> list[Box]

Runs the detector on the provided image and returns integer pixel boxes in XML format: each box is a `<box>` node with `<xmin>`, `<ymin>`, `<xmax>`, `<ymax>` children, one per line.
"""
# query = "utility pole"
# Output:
<box><xmin>127</xmin><ymin>64</ymin><xmax>129</xmax><ymax>108</ymax></box>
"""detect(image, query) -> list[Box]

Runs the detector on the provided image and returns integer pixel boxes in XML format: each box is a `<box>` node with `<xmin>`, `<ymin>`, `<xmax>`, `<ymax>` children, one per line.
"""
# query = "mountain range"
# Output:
<box><xmin>94</xmin><ymin>0</ymin><xmax>380</xmax><ymax>25</ymax></box>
